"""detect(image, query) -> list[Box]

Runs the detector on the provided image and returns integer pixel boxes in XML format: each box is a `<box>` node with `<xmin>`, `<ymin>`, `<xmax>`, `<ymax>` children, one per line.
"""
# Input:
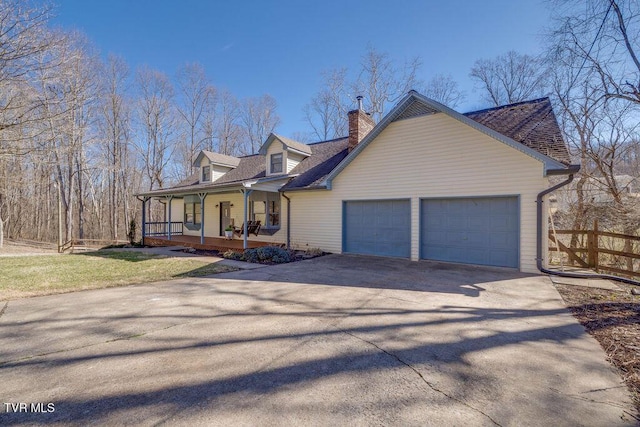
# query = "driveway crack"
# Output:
<box><xmin>0</xmin><ymin>301</ymin><xmax>8</xmax><ymax>319</ymax></box>
<box><xmin>550</xmin><ymin>387</ymin><xmax>639</xmax><ymax>414</ymax></box>
<box><xmin>340</xmin><ymin>329</ymin><xmax>502</xmax><ymax>427</ymax></box>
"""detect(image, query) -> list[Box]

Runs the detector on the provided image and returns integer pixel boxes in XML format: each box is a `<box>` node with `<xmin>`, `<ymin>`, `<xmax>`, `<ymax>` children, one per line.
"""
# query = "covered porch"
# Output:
<box><xmin>138</xmin><ymin>176</ymin><xmax>290</xmax><ymax>251</ymax></box>
<box><xmin>145</xmin><ymin>234</ymin><xmax>272</xmax><ymax>252</ymax></box>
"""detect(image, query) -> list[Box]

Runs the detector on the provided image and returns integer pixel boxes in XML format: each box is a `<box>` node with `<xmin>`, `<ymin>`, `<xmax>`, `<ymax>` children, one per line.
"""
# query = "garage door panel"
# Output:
<box><xmin>421</xmin><ymin>197</ymin><xmax>518</xmax><ymax>268</ymax></box>
<box><xmin>344</xmin><ymin>200</ymin><xmax>410</xmax><ymax>258</ymax></box>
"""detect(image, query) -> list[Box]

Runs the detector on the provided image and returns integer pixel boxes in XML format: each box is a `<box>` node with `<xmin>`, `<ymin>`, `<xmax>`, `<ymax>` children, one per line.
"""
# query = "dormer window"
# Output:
<box><xmin>202</xmin><ymin>165</ymin><xmax>211</xmax><ymax>182</ymax></box>
<box><xmin>270</xmin><ymin>153</ymin><xmax>283</xmax><ymax>174</ymax></box>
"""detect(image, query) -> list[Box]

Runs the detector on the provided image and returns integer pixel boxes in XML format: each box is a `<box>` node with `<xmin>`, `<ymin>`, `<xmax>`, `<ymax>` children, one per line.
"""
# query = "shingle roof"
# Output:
<box><xmin>464</xmin><ymin>98</ymin><xmax>571</xmax><ymax>164</ymax></box>
<box><xmin>210</xmin><ymin>154</ymin><xmax>266</xmax><ymax>185</ymax></box>
<box><xmin>139</xmin><ymin>95</ymin><xmax>571</xmax><ymax>197</ymax></box>
<box><xmin>200</xmin><ymin>150</ymin><xmax>241</xmax><ymax>167</ymax></box>
<box><xmin>274</xmin><ymin>134</ymin><xmax>313</xmax><ymax>155</ymax></box>
<box><xmin>282</xmin><ymin>138</ymin><xmax>348</xmax><ymax>190</ymax></box>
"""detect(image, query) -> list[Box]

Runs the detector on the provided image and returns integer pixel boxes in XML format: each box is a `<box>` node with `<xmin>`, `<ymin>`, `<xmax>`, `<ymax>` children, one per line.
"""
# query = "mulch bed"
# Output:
<box><xmin>555</xmin><ymin>282</ymin><xmax>640</xmax><ymax>417</ymax></box>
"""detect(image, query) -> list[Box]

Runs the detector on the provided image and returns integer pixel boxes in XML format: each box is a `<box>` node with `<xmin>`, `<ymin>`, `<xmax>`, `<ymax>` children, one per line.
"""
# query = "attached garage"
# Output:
<box><xmin>420</xmin><ymin>197</ymin><xmax>519</xmax><ymax>268</ymax></box>
<box><xmin>343</xmin><ymin>199</ymin><xmax>411</xmax><ymax>258</ymax></box>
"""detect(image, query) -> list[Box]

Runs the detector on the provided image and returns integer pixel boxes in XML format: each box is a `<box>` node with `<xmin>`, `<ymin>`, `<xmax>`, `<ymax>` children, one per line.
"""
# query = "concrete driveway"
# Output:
<box><xmin>0</xmin><ymin>254</ymin><xmax>636</xmax><ymax>426</ymax></box>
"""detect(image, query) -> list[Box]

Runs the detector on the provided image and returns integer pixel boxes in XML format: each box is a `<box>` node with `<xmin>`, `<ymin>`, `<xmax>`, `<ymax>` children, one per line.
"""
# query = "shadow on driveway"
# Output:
<box><xmin>0</xmin><ymin>254</ymin><xmax>636</xmax><ymax>425</ymax></box>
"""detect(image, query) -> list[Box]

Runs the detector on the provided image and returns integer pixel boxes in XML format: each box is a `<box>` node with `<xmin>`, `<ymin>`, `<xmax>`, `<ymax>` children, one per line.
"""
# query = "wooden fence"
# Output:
<box><xmin>548</xmin><ymin>221</ymin><xmax>640</xmax><ymax>279</ymax></box>
<box><xmin>59</xmin><ymin>239</ymin><xmax>130</xmax><ymax>253</ymax></box>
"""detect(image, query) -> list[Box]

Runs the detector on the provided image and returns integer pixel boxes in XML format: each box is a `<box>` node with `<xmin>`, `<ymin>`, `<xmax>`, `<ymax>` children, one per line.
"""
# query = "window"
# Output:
<box><xmin>270</xmin><ymin>153</ymin><xmax>283</xmax><ymax>174</ymax></box>
<box><xmin>202</xmin><ymin>165</ymin><xmax>211</xmax><ymax>182</ymax></box>
<box><xmin>249</xmin><ymin>191</ymin><xmax>280</xmax><ymax>229</ymax></box>
<box><xmin>184</xmin><ymin>201</ymin><xmax>202</xmax><ymax>224</ymax></box>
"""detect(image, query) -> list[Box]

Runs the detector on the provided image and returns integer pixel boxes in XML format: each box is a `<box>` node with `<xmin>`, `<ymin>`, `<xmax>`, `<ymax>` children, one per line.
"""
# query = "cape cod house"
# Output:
<box><xmin>136</xmin><ymin>90</ymin><xmax>577</xmax><ymax>273</ymax></box>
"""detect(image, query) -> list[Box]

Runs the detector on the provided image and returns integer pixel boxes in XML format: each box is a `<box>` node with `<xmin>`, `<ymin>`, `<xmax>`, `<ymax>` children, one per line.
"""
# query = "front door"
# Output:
<box><xmin>220</xmin><ymin>201</ymin><xmax>231</xmax><ymax>236</ymax></box>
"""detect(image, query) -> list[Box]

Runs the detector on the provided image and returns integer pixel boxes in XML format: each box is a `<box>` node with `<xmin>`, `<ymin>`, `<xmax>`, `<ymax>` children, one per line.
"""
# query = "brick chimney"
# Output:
<box><xmin>348</xmin><ymin>96</ymin><xmax>375</xmax><ymax>152</ymax></box>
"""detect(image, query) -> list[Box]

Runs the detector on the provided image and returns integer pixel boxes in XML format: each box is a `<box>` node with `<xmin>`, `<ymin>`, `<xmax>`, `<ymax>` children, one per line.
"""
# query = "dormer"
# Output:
<box><xmin>259</xmin><ymin>133</ymin><xmax>312</xmax><ymax>176</ymax></box>
<box><xmin>193</xmin><ymin>150</ymin><xmax>240</xmax><ymax>183</ymax></box>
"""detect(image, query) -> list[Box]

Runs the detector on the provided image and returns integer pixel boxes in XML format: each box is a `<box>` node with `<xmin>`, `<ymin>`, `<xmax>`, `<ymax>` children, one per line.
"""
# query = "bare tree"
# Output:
<box><xmin>175</xmin><ymin>62</ymin><xmax>215</xmax><ymax>178</ymax></box>
<box><xmin>550</xmin><ymin>12</ymin><xmax>640</xmax><ymax>243</ymax></box>
<box><xmin>303</xmin><ymin>68</ymin><xmax>348</xmax><ymax>141</ymax></box>
<box><xmin>99</xmin><ymin>54</ymin><xmax>132</xmax><ymax>239</ymax></box>
<box><xmin>552</xmin><ymin>0</ymin><xmax>640</xmax><ymax>106</ymax></box>
<box><xmin>304</xmin><ymin>47</ymin><xmax>421</xmax><ymax>140</ymax></box>
<box><xmin>32</xmin><ymin>31</ymin><xmax>99</xmax><ymax>242</ymax></box>
<box><xmin>470</xmin><ymin>51</ymin><xmax>549</xmax><ymax>106</ymax></box>
<box><xmin>240</xmin><ymin>94</ymin><xmax>280</xmax><ymax>154</ymax></box>
<box><xmin>352</xmin><ymin>47</ymin><xmax>421</xmax><ymax>122</ymax></box>
<box><xmin>0</xmin><ymin>0</ymin><xmax>55</xmax><ymax>155</ymax></box>
<box><xmin>215</xmin><ymin>89</ymin><xmax>242</xmax><ymax>156</ymax></box>
<box><xmin>135</xmin><ymin>66</ymin><xmax>176</xmax><ymax>191</ymax></box>
<box><xmin>423</xmin><ymin>74</ymin><xmax>466</xmax><ymax>108</ymax></box>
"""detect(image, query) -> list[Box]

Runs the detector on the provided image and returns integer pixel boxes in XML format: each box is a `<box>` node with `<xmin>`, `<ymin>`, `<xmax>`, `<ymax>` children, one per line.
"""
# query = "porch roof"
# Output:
<box><xmin>136</xmin><ymin>174</ymin><xmax>293</xmax><ymax>198</ymax></box>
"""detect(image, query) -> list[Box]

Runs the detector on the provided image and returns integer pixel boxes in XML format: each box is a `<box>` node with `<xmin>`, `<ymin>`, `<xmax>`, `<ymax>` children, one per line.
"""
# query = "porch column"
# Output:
<box><xmin>199</xmin><ymin>193</ymin><xmax>207</xmax><ymax>245</ymax></box>
<box><xmin>139</xmin><ymin>196</ymin><xmax>150</xmax><ymax>246</ymax></box>
<box><xmin>242</xmin><ymin>189</ymin><xmax>253</xmax><ymax>250</ymax></box>
<box><xmin>165</xmin><ymin>195</ymin><xmax>173</xmax><ymax>241</ymax></box>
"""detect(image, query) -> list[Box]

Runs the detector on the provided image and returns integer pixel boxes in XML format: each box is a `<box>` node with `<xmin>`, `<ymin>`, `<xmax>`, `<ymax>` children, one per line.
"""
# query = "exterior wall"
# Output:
<box><xmin>266</xmin><ymin>141</ymin><xmax>285</xmax><ymax>175</ymax></box>
<box><xmin>197</xmin><ymin>157</ymin><xmax>234</xmax><ymax>183</ymax></box>
<box><xmin>181</xmin><ymin>191</ymin><xmax>287</xmax><ymax>245</ymax></box>
<box><xmin>287</xmin><ymin>152</ymin><xmax>305</xmax><ymax>173</ymax></box>
<box><xmin>287</xmin><ymin>113</ymin><xmax>551</xmax><ymax>273</ymax></box>
<box><xmin>211</xmin><ymin>165</ymin><xmax>233</xmax><ymax>181</ymax></box>
<box><xmin>198</xmin><ymin>157</ymin><xmax>209</xmax><ymax>183</ymax></box>
<box><xmin>169</xmin><ymin>198</ymin><xmax>183</xmax><ymax>224</ymax></box>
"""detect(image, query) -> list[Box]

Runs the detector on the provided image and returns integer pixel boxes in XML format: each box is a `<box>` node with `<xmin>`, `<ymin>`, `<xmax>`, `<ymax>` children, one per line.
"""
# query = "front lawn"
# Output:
<box><xmin>0</xmin><ymin>250</ymin><xmax>236</xmax><ymax>300</ymax></box>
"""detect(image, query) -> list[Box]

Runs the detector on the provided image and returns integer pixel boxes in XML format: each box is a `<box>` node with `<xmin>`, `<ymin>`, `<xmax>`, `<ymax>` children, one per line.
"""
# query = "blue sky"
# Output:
<box><xmin>51</xmin><ymin>0</ymin><xmax>552</xmax><ymax>137</ymax></box>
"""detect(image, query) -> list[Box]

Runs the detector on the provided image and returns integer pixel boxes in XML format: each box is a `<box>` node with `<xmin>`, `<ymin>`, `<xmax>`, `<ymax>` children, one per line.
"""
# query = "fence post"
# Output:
<box><xmin>587</xmin><ymin>230</ymin><xmax>595</xmax><ymax>268</ymax></box>
<box><xmin>593</xmin><ymin>219</ymin><xmax>599</xmax><ymax>272</ymax></box>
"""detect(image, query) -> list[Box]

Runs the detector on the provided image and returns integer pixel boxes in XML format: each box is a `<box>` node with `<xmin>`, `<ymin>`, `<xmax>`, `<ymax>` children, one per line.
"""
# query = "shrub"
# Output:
<box><xmin>222</xmin><ymin>250</ymin><xmax>243</xmax><ymax>261</ymax></box>
<box><xmin>244</xmin><ymin>246</ymin><xmax>291</xmax><ymax>264</ymax></box>
<box><xmin>305</xmin><ymin>247</ymin><xmax>323</xmax><ymax>257</ymax></box>
<box><xmin>243</xmin><ymin>248</ymin><xmax>260</xmax><ymax>263</ymax></box>
<box><xmin>127</xmin><ymin>219</ymin><xmax>137</xmax><ymax>245</ymax></box>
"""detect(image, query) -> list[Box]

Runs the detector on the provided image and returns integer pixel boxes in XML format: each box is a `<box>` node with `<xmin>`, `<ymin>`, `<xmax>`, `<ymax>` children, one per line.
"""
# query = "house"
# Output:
<box><xmin>136</xmin><ymin>91</ymin><xmax>576</xmax><ymax>273</ymax></box>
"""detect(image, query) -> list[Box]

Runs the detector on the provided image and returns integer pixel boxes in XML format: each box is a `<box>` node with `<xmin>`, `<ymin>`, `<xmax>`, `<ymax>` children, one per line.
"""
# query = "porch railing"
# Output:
<box><xmin>144</xmin><ymin>222</ymin><xmax>184</xmax><ymax>237</ymax></box>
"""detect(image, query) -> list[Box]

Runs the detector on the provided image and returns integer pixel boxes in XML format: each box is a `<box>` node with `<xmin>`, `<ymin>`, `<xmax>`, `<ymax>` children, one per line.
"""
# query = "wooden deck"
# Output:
<box><xmin>144</xmin><ymin>235</ymin><xmax>273</xmax><ymax>252</ymax></box>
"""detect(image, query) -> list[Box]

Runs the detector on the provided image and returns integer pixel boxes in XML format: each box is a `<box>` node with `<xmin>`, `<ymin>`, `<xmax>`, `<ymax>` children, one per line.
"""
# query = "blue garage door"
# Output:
<box><xmin>420</xmin><ymin>197</ymin><xmax>519</xmax><ymax>268</ymax></box>
<box><xmin>344</xmin><ymin>200</ymin><xmax>411</xmax><ymax>258</ymax></box>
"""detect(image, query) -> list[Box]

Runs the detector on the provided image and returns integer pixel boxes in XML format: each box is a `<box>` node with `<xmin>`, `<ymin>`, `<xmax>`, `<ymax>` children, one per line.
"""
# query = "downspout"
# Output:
<box><xmin>282</xmin><ymin>192</ymin><xmax>291</xmax><ymax>249</ymax></box>
<box><xmin>537</xmin><ymin>166</ymin><xmax>640</xmax><ymax>285</ymax></box>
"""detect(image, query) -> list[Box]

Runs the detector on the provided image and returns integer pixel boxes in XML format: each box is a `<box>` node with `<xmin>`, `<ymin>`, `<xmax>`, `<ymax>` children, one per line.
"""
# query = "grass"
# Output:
<box><xmin>0</xmin><ymin>250</ymin><xmax>236</xmax><ymax>300</ymax></box>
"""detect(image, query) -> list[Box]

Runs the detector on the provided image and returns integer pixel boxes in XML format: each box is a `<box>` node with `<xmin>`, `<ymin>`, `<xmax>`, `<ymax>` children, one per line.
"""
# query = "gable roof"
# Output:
<box><xmin>323</xmin><ymin>91</ymin><xmax>572</xmax><ymax>189</ymax></box>
<box><xmin>138</xmin><ymin>91</ymin><xmax>574</xmax><ymax>198</ymax></box>
<box><xmin>137</xmin><ymin>138</ymin><xmax>348</xmax><ymax>197</ymax></box>
<box><xmin>259</xmin><ymin>133</ymin><xmax>312</xmax><ymax>156</ymax></box>
<box><xmin>464</xmin><ymin>98</ymin><xmax>570</xmax><ymax>164</ymax></box>
<box><xmin>194</xmin><ymin>151</ymin><xmax>241</xmax><ymax>168</ymax></box>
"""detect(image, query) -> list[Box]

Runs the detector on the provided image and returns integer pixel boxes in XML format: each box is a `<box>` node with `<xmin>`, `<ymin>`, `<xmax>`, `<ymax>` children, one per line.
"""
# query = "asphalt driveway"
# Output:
<box><xmin>0</xmin><ymin>254</ymin><xmax>636</xmax><ymax>426</ymax></box>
